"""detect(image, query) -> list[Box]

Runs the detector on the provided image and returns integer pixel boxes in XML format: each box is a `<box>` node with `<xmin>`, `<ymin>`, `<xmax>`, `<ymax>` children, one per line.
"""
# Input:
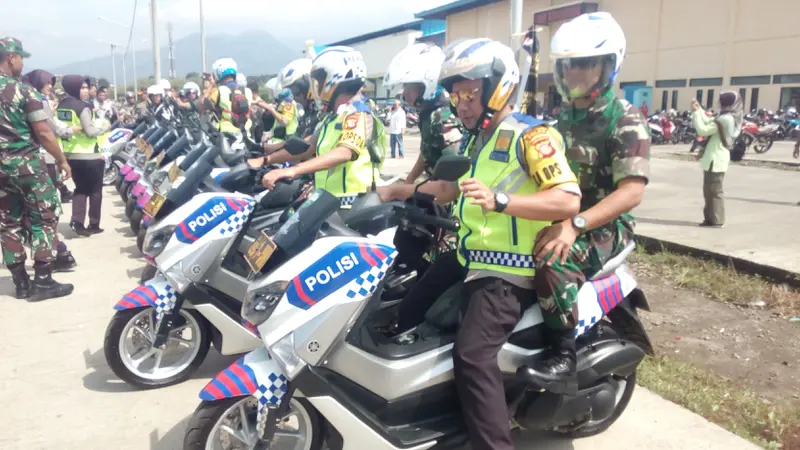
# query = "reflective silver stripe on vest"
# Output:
<box><xmin>465</xmin><ymin>250</ymin><xmax>535</xmax><ymax>268</ymax></box>
<box><xmin>493</xmin><ymin>166</ymin><xmax>527</xmax><ymax>194</ymax></box>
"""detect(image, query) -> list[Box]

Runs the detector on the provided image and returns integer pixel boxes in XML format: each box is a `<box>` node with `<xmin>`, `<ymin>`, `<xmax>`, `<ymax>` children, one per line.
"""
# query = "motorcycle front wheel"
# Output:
<box><xmin>104</xmin><ymin>307</ymin><xmax>211</xmax><ymax>389</ymax></box>
<box><xmin>125</xmin><ymin>196</ymin><xmax>138</xmax><ymax>219</ymax></box>
<box><xmin>104</xmin><ymin>161</ymin><xmax>121</xmax><ymax>186</ymax></box>
<box><xmin>131</xmin><ymin>209</ymin><xmax>143</xmax><ymax>234</ymax></box>
<box><xmin>183</xmin><ymin>397</ymin><xmax>324</xmax><ymax>450</ymax></box>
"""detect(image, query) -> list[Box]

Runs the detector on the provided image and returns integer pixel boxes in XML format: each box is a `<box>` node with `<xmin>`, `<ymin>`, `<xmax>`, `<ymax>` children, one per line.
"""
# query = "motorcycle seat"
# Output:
<box><xmin>590</xmin><ymin>242</ymin><xmax>636</xmax><ymax>280</ymax></box>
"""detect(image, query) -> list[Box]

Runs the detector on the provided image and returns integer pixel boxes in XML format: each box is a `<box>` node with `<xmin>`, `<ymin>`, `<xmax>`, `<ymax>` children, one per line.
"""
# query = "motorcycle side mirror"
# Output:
<box><xmin>284</xmin><ymin>136</ymin><xmax>310</xmax><ymax>156</ymax></box>
<box><xmin>432</xmin><ymin>155</ymin><xmax>472</xmax><ymax>182</ymax></box>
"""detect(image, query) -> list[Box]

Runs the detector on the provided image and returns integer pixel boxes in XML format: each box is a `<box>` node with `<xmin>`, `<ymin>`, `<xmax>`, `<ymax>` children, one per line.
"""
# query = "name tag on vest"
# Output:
<box><xmin>57</xmin><ymin>110</ymin><xmax>73</xmax><ymax>122</ymax></box>
<box><xmin>489</xmin><ymin>130</ymin><xmax>515</xmax><ymax>163</ymax></box>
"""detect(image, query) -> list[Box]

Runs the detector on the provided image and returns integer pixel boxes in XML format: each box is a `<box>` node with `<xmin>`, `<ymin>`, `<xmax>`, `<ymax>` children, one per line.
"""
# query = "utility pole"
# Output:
<box><xmin>199</xmin><ymin>0</ymin><xmax>207</xmax><ymax>72</ymax></box>
<box><xmin>110</xmin><ymin>44</ymin><xmax>118</xmax><ymax>100</ymax></box>
<box><xmin>168</xmin><ymin>22</ymin><xmax>176</xmax><ymax>78</ymax></box>
<box><xmin>150</xmin><ymin>0</ymin><xmax>161</xmax><ymax>81</ymax></box>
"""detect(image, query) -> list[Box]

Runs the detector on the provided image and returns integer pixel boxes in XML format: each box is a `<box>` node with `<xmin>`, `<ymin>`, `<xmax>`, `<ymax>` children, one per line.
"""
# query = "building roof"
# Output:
<box><xmin>327</xmin><ymin>20</ymin><xmax>423</xmax><ymax>47</ymax></box>
<box><xmin>415</xmin><ymin>0</ymin><xmax>503</xmax><ymax>19</ymax></box>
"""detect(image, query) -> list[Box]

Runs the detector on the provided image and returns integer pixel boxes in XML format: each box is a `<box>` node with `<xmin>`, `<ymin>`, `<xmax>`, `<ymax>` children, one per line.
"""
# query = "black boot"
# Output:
<box><xmin>87</xmin><ymin>224</ymin><xmax>104</xmax><ymax>235</ymax></box>
<box><xmin>518</xmin><ymin>328</ymin><xmax>578</xmax><ymax>395</ymax></box>
<box><xmin>53</xmin><ymin>251</ymin><xmax>77</xmax><ymax>272</ymax></box>
<box><xmin>29</xmin><ymin>262</ymin><xmax>74</xmax><ymax>302</ymax></box>
<box><xmin>60</xmin><ymin>188</ymin><xmax>73</xmax><ymax>203</ymax></box>
<box><xmin>70</xmin><ymin>221</ymin><xmax>91</xmax><ymax>237</ymax></box>
<box><xmin>8</xmin><ymin>263</ymin><xmax>31</xmax><ymax>300</ymax></box>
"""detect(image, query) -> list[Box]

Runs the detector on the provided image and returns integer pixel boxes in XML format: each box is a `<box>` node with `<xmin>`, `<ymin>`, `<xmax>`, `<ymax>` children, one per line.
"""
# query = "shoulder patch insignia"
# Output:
<box><xmin>524</xmin><ymin>126</ymin><xmax>558</xmax><ymax>158</ymax></box>
<box><xmin>344</xmin><ymin>114</ymin><xmax>360</xmax><ymax>130</ymax></box>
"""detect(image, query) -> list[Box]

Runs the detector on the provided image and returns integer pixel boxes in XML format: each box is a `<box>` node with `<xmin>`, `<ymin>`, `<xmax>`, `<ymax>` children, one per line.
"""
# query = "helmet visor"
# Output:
<box><xmin>553</xmin><ymin>55</ymin><xmax>615</xmax><ymax>100</ymax></box>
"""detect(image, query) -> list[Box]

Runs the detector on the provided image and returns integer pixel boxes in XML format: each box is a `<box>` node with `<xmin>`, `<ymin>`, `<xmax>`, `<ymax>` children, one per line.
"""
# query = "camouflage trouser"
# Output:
<box><xmin>534</xmin><ymin>215</ymin><xmax>635</xmax><ymax>330</ymax></box>
<box><xmin>0</xmin><ymin>152</ymin><xmax>60</xmax><ymax>265</ymax></box>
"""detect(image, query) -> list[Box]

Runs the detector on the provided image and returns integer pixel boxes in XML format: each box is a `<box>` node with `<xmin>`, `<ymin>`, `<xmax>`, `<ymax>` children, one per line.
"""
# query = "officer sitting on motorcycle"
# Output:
<box><xmin>383</xmin><ymin>42</ymin><xmax>464</xmax><ymax>184</ymax></box>
<box><xmin>207</xmin><ymin>58</ymin><xmax>252</xmax><ymax>138</ymax></box>
<box><xmin>145</xmin><ymin>84</ymin><xmax>171</xmax><ymax>124</ymax></box>
<box><xmin>377</xmin><ymin>38</ymin><xmax>581</xmax><ymax>450</ymax></box>
<box><xmin>261</xmin><ymin>46</ymin><xmax>385</xmax><ymax>209</ymax></box>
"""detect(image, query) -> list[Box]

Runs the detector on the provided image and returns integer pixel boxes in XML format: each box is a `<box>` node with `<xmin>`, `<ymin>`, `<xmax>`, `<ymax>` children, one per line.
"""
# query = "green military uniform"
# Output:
<box><xmin>0</xmin><ymin>38</ymin><xmax>60</xmax><ymax>265</ymax></box>
<box><xmin>419</xmin><ymin>98</ymin><xmax>463</xmax><ymax>174</ymax></box>
<box><xmin>536</xmin><ymin>87</ymin><xmax>651</xmax><ymax>329</ymax></box>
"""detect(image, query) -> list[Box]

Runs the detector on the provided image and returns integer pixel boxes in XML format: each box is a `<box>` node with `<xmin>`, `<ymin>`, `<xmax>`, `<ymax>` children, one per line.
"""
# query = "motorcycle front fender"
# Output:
<box><xmin>113</xmin><ymin>274</ymin><xmax>177</xmax><ymax>315</ymax></box>
<box><xmin>119</xmin><ymin>163</ymin><xmax>134</xmax><ymax>176</ymax></box>
<box><xmin>199</xmin><ymin>347</ymin><xmax>286</xmax><ymax>403</ymax></box>
<box><xmin>124</xmin><ymin>170</ymin><xmax>142</xmax><ymax>183</ymax></box>
<box><xmin>136</xmin><ymin>188</ymin><xmax>153</xmax><ymax>209</ymax></box>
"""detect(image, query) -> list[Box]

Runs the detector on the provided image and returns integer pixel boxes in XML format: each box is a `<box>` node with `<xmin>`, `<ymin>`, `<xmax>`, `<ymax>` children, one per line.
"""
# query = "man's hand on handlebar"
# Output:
<box><xmin>262</xmin><ymin>167</ymin><xmax>296</xmax><ymax>189</ymax></box>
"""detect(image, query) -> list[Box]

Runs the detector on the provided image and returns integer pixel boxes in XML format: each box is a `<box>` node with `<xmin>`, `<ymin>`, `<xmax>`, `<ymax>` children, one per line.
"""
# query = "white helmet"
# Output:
<box><xmin>212</xmin><ymin>57</ymin><xmax>238</xmax><ymax>81</ymax></box>
<box><xmin>384</xmin><ymin>43</ymin><xmax>445</xmax><ymax>104</ymax></box>
<box><xmin>159</xmin><ymin>78</ymin><xmax>172</xmax><ymax>91</ymax></box>
<box><xmin>550</xmin><ymin>12</ymin><xmax>626</xmax><ymax>100</ymax></box>
<box><xmin>182</xmin><ymin>81</ymin><xmax>200</xmax><ymax>95</ymax></box>
<box><xmin>439</xmin><ymin>38</ymin><xmax>520</xmax><ymax>113</ymax></box>
<box><xmin>236</xmin><ymin>73</ymin><xmax>247</xmax><ymax>88</ymax></box>
<box><xmin>265</xmin><ymin>77</ymin><xmax>279</xmax><ymax>96</ymax></box>
<box><xmin>278</xmin><ymin>58</ymin><xmax>313</xmax><ymax>99</ymax></box>
<box><xmin>310</xmin><ymin>46</ymin><xmax>367</xmax><ymax>107</ymax></box>
<box><xmin>146</xmin><ymin>84</ymin><xmax>164</xmax><ymax>96</ymax></box>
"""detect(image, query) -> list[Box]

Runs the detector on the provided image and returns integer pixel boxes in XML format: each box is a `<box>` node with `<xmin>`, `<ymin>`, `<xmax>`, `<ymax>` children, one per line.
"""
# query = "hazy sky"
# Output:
<box><xmin>5</xmin><ymin>0</ymin><xmax>453</xmax><ymax>69</ymax></box>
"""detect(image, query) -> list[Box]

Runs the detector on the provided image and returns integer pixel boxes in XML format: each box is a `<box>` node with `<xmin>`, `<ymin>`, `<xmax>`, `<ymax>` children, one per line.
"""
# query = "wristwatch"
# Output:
<box><xmin>571</xmin><ymin>215</ymin><xmax>588</xmax><ymax>233</ymax></box>
<box><xmin>494</xmin><ymin>192</ymin><xmax>510</xmax><ymax>213</ymax></box>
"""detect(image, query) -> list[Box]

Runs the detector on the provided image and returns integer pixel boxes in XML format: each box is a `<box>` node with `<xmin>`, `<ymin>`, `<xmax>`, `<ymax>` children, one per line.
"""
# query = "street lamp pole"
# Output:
<box><xmin>98</xmin><ymin>16</ymin><xmax>136</xmax><ymax>95</ymax></box>
<box><xmin>110</xmin><ymin>44</ymin><xmax>118</xmax><ymax>99</ymax></box>
<box><xmin>200</xmin><ymin>0</ymin><xmax>207</xmax><ymax>72</ymax></box>
<box><xmin>151</xmin><ymin>0</ymin><xmax>161</xmax><ymax>81</ymax></box>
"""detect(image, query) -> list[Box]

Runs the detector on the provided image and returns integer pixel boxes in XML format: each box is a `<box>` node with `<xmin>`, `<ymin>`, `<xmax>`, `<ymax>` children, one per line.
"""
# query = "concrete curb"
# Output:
<box><xmin>661</xmin><ymin>151</ymin><xmax>800</xmax><ymax>167</ymax></box>
<box><xmin>636</xmin><ymin>234</ymin><xmax>800</xmax><ymax>288</ymax></box>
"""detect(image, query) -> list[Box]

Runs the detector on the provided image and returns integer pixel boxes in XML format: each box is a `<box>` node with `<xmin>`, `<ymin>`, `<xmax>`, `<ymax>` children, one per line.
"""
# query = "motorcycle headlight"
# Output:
<box><xmin>241</xmin><ymin>281</ymin><xmax>289</xmax><ymax>327</ymax></box>
<box><xmin>269</xmin><ymin>332</ymin><xmax>305</xmax><ymax>379</ymax></box>
<box><xmin>143</xmin><ymin>225</ymin><xmax>175</xmax><ymax>258</ymax></box>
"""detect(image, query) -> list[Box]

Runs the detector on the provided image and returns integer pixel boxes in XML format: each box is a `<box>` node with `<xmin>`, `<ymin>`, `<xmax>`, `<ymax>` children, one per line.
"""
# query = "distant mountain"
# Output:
<box><xmin>50</xmin><ymin>30</ymin><xmax>298</xmax><ymax>81</ymax></box>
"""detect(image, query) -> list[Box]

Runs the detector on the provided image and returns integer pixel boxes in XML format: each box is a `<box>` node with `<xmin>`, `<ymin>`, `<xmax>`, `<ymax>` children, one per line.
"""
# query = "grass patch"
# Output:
<box><xmin>639</xmin><ymin>356</ymin><xmax>800</xmax><ymax>449</ymax></box>
<box><xmin>630</xmin><ymin>250</ymin><xmax>800</xmax><ymax>314</ymax></box>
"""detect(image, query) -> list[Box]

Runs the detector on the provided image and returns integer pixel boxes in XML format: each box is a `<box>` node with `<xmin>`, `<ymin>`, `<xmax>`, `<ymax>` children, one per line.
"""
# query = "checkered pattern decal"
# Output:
<box><xmin>466</xmin><ymin>250</ymin><xmax>535</xmax><ymax>268</ymax></box>
<box><xmin>339</xmin><ymin>195</ymin><xmax>358</xmax><ymax>207</ymax></box>
<box><xmin>114</xmin><ymin>276</ymin><xmax>177</xmax><ymax>318</ymax></box>
<box><xmin>218</xmin><ymin>198</ymin><xmax>256</xmax><ymax>237</ymax></box>
<box><xmin>346</xmin><ymin>250</ymin><xmax>398</xmax><ymax>299</ymax></box>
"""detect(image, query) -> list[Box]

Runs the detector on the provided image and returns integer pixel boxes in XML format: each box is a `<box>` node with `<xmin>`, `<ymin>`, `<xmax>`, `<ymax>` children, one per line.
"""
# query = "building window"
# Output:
<box><xmin>750</xmin><ymin>88</ymin><xmax>760</xmax><ymax>111</ymax></box>
<box><xmin>706</xmin><ymin>90</ymin><xmax>714</xmax><ymax>109</ymax></box>
<box><xmin>620</xmin><ymin>81</ymin><xmax>647</xmax><ymax>89</ymax></box>
<box><xmin>779</xmin><ymin>87</ymin><xmax>800</xmax><ymax>109</ymax></box>
<box><xmin>730</xmin><ymin>75</ymin><xmax>771</xmax><ymax>86</ymax></box>
<box><xmin>696</xmin><ymin>89</ymin><xmax>703</xmax><ymax>105</ymax></box>
<box><xmin>738</xmin><ymin>88</ymin><xmax>747</xmax><ymax>108</ymax></box>
<box><xmin>655</xmin><ymin>79</ymin><xmax>687</xmax><ymax>88</ymax></box>
<box><xmin>660</xmin><ymin>91</ymin><xmax>668</xmax><ymax>111</ymax></box>
<box><xmin>671</xmin><ymin>90</ymin><xmax>678</xmax><ymax>109</ymax></box>
<box><xmin>689</xmin><ymin>77</ymin><xmax>723</xmax><ymax>87</ymax></box>
<box><xmin>773</xmin><ymin>74</ymin><xmax>800</xmax><ymax>84</ymax></box>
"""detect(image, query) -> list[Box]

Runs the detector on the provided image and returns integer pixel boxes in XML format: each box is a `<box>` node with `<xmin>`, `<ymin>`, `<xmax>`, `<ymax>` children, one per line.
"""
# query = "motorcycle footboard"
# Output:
<box><xmin>576</xmin><ymin>338</ymin><xmax>646</xmax><ymax>386</ymax></box>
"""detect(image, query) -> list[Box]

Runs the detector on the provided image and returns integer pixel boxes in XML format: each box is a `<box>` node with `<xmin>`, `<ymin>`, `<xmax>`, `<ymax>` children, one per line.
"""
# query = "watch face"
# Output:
<box><xmin>497</xmin><ymin>193</ymin><xmax>509</xmax><ymax>205</ymax></box>
<box><xmin>573</xmin><ymin>216</ymin><xmax>587</xmax><ymax>229</ymax></box>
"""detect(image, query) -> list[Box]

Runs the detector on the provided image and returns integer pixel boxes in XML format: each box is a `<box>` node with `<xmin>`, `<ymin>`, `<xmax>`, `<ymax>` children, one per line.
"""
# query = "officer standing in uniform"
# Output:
<box><xmin>378</xmin><ymin>39</ymin><xmax>581</xmax><ymax>450</ymax></box>
<box><xmin>0</xmin><ymin>37</ymin><xmax>74</xmax><ymax>301</ymax></box>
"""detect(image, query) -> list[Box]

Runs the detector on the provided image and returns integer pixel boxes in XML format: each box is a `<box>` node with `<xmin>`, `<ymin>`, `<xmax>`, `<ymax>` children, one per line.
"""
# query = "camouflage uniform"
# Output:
<box><xmin>536</xmin><ymin>88</ymin><xmax>651</xmax><ymax>329</ymax></box>
<box><xmin>0</xmin><ymin>57</ymin><xmax>60</xmax><ymax>265</ymax></box>
<box><xmin>419</xmin><ymin>102</ymin><xmax>463</xmax><ymax>174</ymax></box>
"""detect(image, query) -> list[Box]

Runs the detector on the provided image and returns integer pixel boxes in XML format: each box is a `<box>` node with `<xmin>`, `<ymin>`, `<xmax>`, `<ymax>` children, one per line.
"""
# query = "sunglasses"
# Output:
<box><xmin>449</xmin><ymin>87</ymin><xmax>480</xmax><ymax>107</ymax></box>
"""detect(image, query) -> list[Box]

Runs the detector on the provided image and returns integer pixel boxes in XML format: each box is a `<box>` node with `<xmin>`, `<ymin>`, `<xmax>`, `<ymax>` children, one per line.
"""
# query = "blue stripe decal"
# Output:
<box><xmin>224</xmin><ymin>367</ymin><xmax>248</xmax><ymax>395</ymax></box>
<box><xmin>210</xmin><ymin>378</ymin><xmax>233</xmax><ymax>398</ymax></box>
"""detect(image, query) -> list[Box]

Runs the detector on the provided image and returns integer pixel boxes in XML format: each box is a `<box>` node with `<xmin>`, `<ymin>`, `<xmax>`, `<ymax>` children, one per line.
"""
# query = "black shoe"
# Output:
<box><xmin>518</xmin><ymin>349</ymin><xmax>578</xmax><ymax>395</ymax></box>
<box><xmin>8</xmin><ymin>263</ymin><xmax>31</xmax><ymax>300</ymax></box>
<box><xmin>87</xmin><ymin>224</ymin><xmax>104</xmax><ymax>234</ymax></box>
<box><xmin>60</xmin><ymin>190</ymin><xmax>73</xmax><ymax>203</ymax></box>
<box><xmin>70</xmin><ymin>221</ymin><xmax>91</xmax><ymax>237</ymax></box>
<box><xmin>29</xmin><ymin>263</ymin><xmax>74</xmax><ymax>302</ymax></box>
<box><xmin>53</xmin><ymin>252</ymin><xmax>77</xmax><ymax>272</ymax></box>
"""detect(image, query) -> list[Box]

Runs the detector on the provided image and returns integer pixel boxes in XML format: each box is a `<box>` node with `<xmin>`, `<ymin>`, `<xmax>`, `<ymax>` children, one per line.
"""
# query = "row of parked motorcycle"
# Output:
<box><xmin>97</xmin><ymin>114</ymin><xmax>656</xmax><ymax>449</ymax></box>
<box><xmin>647</xmin><ymin>107</ymin><xmax>800</xmax><ymax>157</ymax></box>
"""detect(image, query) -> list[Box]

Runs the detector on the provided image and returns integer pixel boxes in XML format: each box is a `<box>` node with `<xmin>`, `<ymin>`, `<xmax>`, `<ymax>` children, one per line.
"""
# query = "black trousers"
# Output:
<box><xmin>397</xmin><ymin>252</ymin><xmax>532</xmax><ymax>450</ymax></box>
<box><xmin>67</xmin><ymin>159</ymin><xmax>105</xmax><ymax>225</ymax></box>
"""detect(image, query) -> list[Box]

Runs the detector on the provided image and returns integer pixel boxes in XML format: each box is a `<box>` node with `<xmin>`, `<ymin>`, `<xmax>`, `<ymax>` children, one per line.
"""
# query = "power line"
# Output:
<box><xmin>123</xmin><ymin>0</ymin><xmax>138</xmax><ymax>57</ymax></box>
